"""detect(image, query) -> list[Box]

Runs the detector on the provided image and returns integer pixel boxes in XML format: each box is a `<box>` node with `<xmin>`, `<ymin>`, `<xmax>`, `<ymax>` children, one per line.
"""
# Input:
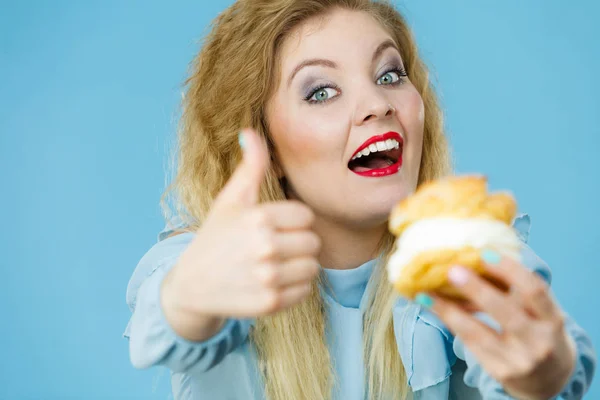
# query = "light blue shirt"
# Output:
<box><xmin>123</xmin><ymin>215</ymin><xmax>596</xmax><ymax>399</ymax></box>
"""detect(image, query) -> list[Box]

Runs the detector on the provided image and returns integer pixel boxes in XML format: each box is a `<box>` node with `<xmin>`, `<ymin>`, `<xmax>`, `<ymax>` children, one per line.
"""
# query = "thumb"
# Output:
<box><xmin>215</xmin><ymin>129</ymin><xmax>271</xmax><ymax>209</ymax></box>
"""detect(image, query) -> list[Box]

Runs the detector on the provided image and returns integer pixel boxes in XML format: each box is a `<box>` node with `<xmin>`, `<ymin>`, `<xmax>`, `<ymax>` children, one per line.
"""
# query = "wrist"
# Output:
<box><xmin>504</xmin><ymin>330</ymin><xmax>578</xmax><ymax>400</ymax></box>
<box><xmin>550</xmin><ymin>331</ymin><xmax>578</xmax><ymax>397</ymax></box>
<box><xmin>160</xmin><ymin>265</ymin><xmax>225</xmax><ymax>342</ymax></box>
<box><xmin>160</xmin><ymin>266</ymin><xmax>189</xmax><ymax>331</ymax></box>
<box><xmin>528</xmin><ymin>331</ymin><xmax>578</xmax><ymax>400</ymax></box>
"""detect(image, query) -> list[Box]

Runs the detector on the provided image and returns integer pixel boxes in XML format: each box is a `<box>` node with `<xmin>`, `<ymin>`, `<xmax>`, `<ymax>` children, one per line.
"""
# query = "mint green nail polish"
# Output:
<box><xmin>238</xmin><ymin>132</ymin><xmax>245</xmax><ymax>149</ymax></box>
<box><xmin>415</xmin><ymin>293</ymin><xmax>434</xmax><ymax>308</ymax></box>
<box><xmin>482</xmin><ymin>249</ymin><xmax>501</xmax><ymax>265</ymax></box>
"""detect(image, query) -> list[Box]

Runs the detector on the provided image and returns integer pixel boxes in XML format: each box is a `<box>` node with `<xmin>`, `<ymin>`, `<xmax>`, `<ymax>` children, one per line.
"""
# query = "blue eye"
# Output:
<box><xmin>377</xmin><ymin>67</ymin><xmax>407</xmax><ymax>85</ymax></box>
<box><xmin>306</xmin><ymin>86</ymin><xmax>340</xmax><ymax>104</ymax></box>
<box><xmin>377</xmin><ymin>71</ymin><xmax>399</xmax><ymax>85</ymax></box>
<box><xmin>304</xmin><ymin>66</ymin><xmax>407</xmax><ymax>105</ymax></box>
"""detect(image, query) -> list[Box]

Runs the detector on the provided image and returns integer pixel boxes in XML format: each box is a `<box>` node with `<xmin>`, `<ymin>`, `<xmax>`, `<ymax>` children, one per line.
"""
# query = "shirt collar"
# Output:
<box><xmin>321</xmin><ymin>258</ymin><xmax>378</xmax><ymax>308</ymax></box>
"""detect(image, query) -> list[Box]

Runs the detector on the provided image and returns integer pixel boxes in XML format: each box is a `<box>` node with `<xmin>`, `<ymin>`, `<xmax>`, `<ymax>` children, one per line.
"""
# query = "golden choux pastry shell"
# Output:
<box><xmin>388</xmin><ymin>175</ymin><xmax>517</xmax><ymax>300</ymax></box>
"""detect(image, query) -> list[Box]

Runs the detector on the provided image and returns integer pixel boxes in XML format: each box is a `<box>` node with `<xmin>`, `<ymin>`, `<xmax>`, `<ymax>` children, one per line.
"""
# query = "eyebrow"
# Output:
<box><xmin>287</xmin><ymin>39</ymin><xmax>400</xmax><ymax>88</ymax></box>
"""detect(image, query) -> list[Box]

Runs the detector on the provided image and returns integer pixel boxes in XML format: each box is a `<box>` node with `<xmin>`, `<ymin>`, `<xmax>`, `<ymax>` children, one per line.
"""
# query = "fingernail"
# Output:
<box><xmin>415</xmin><ymin>293</ymin><xmax>434</xmax><ymax>308</ymax></box>
<box><xmin>481</xmin><ymin>249</ymin><xmax>501</xmax><ymax>265</ymax></box>
<box><xmin>238</xmin><ymin>131</ymin><xmax>245</xmax><ymax>150</ymax></box>
<box><xmin>448</xmin><ymin>265</ymin><xmax>469</xmax><ymax>286</ymax></box>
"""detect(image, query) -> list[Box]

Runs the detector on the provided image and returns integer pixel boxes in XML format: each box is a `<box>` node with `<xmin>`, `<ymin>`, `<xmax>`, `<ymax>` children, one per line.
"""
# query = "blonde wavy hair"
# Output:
<box><xmin>161</xmin><ymin>0</ymin><xmax>451</xmax><ymax>399</ymax></box>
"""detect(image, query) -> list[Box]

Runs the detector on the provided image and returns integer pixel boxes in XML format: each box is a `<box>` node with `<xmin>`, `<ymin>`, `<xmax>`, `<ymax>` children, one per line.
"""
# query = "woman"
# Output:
<box><xmin>123</xmin><ymin>0</ymin><xmax>596</xmax><ymax>399</ymax></box>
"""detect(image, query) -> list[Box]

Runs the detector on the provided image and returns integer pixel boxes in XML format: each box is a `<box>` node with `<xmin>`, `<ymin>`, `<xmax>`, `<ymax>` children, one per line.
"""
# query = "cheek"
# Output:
<box><xmin>272</xmin><ymin>105</ymin><xmax>347</xmax><ymax>169</ymax></box>
<box><xmin>408</xmin><ymin>89</ymin><xmax>425</xmax><ymax>125</ymax></box>
<box><xmin>394</xmin><ymin>88</ymin><xmax>425</xmax><ymax>176</ymax></box>
<box><xmin>396</xmin><ymin>88</ymin><xmax>425</xmax><ymax>140</ymax></box>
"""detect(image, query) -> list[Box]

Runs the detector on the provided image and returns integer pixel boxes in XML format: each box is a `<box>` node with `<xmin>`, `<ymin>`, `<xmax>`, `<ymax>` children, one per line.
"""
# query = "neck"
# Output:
<box><xmin>313</xmin><ymin>216</ymin><xmax>387</xmax><ymax>270</ymax></box>
<box><xmin>283</xmin><ymin>186</ymin><xmax>388</xmax><ymax>270</ymax></box>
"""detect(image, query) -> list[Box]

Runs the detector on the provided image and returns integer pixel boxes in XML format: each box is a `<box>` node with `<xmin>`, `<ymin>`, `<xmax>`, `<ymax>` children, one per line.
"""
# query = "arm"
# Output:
<box><xmin>452</xmin><ymin>242</ymin><xmax>596</xmax><ymax>399</ymax></box>
<box><xmin>123</xmin><ymin>230</ymin><xmax>252</xmax><ymax>373</ymax></box>
<box><xmin>159</xmin><ymin>229</ymin><xmax>226</xmax><ymax>342</ymax></box>
<box><xmin>556</xmin><ymin>314</ymin><xmax>596</xmax><ymax>399</ymax></box>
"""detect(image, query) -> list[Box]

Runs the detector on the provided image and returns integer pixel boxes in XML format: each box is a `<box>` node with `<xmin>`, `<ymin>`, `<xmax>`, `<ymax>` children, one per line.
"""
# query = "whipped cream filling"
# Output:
<box><xmin>388</xmin><ymin>217</ymin><xmax>522</xmax><ymax>282</ymax></box>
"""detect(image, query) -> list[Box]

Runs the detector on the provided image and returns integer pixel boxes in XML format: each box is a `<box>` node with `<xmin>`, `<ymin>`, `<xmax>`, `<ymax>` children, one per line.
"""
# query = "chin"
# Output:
<box><xmin>382</xmin><ymin>182</ymin><xmax>416</xmax><ymax>209</ymax></box>
<box><xmin>351</xmin><ymin>187</ymin><xmax>415</xmax><ymax>228</ymax></box>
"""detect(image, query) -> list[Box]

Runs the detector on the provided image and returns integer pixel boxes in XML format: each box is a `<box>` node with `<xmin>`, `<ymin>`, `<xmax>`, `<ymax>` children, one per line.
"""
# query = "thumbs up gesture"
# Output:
<box><xmin>160</xmin><ymin>129</ymin><xmax>321</xmax><ymax>340</ymax></box>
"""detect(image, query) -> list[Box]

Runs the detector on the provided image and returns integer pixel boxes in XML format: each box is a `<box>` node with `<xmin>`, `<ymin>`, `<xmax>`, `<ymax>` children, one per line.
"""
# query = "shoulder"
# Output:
<box><xmin>158</xmin><ymin>214</ymin><xmax>190</xmax><ymax>241</ymax></box>
<box><xmin>125</xmin><ymin>217</ymin><xmax>196</xmax><ymax>311</ymax></box>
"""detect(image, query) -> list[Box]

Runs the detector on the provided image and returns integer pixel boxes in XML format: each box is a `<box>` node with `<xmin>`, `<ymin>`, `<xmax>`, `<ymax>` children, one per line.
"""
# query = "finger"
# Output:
<box><xmin>437</xmin><ymin>295</ymin><xmax>481</xmax><ymax>314</ymax></box>
<box><xmin>214</xmin><ymin>128</ymin><xmax>270</xmax><ymax>210</ymax></box>
<box><xmin>480</xmin><ymin>249</ymin><xmax>560</xmax><ymax>320</ymax></box>
<box><xmin>278</xmin><ymin>282</ymin><xmax>314</xmax><ymax>310</ymax></box>
<box><xmin>274</xmin><ymin>231</ymin><xmax>321</xmax><ymax>259</ymax></box>
<box><xmin>257</xmin><ymin>201</ymin><xmax>315</xmax><ymax>231</ymax></box>
<box><xmin>277</xmin><ymin>257</ymin><xmax>320</xmax><ymax>287</ymax></box>
<box><xmin>447</xmin><ymin>265</ymin><xmax>532</xmax><ymax>337</ymax></box>
<box><xmin>424</xmin><ymin>293</ymin><xmax>510</xmax><ymax>364</ymax></box>
<box><xmin>263</xmin><ymin>282</ymin><xmax>313</xmax><ymax>314</ymax></box>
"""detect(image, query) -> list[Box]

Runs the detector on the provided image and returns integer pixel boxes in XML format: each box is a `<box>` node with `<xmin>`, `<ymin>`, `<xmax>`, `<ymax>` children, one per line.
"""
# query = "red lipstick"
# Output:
<box><xmin>349</xmin><ymin>131</ymin><xmax>403</xmax><ymax>178</ymax></box>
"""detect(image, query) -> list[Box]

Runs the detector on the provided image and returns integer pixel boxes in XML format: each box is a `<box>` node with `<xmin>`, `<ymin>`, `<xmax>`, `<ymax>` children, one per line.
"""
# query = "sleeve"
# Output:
<box><xmin>451</xmin><ymin>214</ymin><xmax>597</xmax><ymax>399</ymax></box>
<box><xmin>557</xmin><ymin>315</ymin><xmax>596</xmax><ymax>399</ymax></box>
<box><xmin>122</xmin><ymin>223</ymin><xmax>253</xmax><ymax>374</ymax></box>
<box><xmin>393</xmin><ymin>297</ymin><xmax>455</xmax><ymax>396</ymax></box>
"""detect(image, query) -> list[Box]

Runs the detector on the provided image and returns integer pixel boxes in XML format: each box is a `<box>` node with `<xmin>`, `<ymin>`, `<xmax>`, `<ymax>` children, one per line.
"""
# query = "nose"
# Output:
<box><xmin>353</xmin><ymin>89</ymin><xmax>396</xmax><ymax>126</ymax></box>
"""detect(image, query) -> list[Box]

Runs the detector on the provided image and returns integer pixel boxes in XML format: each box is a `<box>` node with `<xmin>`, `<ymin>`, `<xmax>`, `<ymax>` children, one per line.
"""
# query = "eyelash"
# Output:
<box><xmin>304</xmin><ymin>65</ymin><xmax>408</xmax><ymax>105</ymax></box>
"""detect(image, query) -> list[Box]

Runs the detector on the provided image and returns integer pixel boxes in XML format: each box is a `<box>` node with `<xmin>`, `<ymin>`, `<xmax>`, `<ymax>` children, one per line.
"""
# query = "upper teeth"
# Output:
<box><xmin>351</xmin><ymin>139</ymin><xmax>400</xmax><ymax>160</ymax></box>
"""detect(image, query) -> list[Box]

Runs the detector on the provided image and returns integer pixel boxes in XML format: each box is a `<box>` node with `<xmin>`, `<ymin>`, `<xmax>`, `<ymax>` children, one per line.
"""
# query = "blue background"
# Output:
<box><xmin>1</xmin><ymin>1</ymin><xmax>598</xmax><ymax>398</ymax></box>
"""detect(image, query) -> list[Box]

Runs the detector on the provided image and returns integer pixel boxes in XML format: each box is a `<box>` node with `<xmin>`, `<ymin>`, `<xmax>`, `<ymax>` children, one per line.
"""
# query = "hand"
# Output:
<box><xmin>419</xmin><ymin>250</ymin><xmax>577</xmax><ymax>400</ymax></box>
<box><xmin>163</xmin><ymin>128</ymin><xmax>321</xmax><ymax>321</ymax></box>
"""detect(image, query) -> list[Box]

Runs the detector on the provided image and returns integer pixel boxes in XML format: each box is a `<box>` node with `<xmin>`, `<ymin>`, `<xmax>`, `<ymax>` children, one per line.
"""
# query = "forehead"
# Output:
<box><xmin>279</xmin><ymin>9</ymin><xmax>393</xmax><ymax>70</ymax></box>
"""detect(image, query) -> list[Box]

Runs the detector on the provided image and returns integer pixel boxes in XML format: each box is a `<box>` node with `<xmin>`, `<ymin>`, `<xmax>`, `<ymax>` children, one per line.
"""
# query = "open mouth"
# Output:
<box><xmin>348</xmin><ymin>132</ymin><xmax>403</xmax><ymax>177</ymax></box>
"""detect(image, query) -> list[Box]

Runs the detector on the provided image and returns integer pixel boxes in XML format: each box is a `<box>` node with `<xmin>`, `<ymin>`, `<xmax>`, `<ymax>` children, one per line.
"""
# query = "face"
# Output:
<box><xmin>266</xmin><ymin>9</ymin><xmax>424</xmax><ymax>229</ymax></box>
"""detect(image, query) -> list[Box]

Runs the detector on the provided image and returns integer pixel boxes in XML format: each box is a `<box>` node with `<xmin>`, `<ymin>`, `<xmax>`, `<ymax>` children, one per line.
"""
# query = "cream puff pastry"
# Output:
<box><xmin>387</xmin><ymin>175</ymin><xmax>522</xmax><ymax>300</ymax></box>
